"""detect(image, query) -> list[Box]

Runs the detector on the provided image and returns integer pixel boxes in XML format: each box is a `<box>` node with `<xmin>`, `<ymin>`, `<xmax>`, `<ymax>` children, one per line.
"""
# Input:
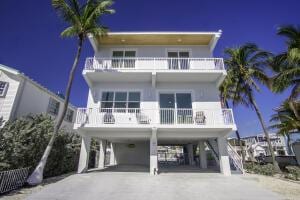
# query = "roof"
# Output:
<box><xmin>0</xmin><ymin>64</ymin><xmax>77</xmax><ymax>110</ymax></box>
<box><xmin>88</xmin><ymin>31</ymin><xmax>222</xmax><ymax>51</ymax></box>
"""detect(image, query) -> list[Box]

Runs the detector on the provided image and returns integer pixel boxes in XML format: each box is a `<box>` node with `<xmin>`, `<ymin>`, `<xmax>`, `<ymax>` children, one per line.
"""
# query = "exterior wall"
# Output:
<box><xmin>87</xmin><ymin>82</ymin><xmax>221</xmax><ymax>111</ymax></box>
<box><xmin>0</xmin><ymin>71</ymin><xmax>21</xmax><ymax>122</ymax></box>
<box><xmin>95</xmin><ymin>45</ymin><xmax>212</xmax><ymax>58</ymax></box>
<box><xmin>115</xmin><ymin>142</ymin><xmax>150</xmax><ymax>166</ymax></box>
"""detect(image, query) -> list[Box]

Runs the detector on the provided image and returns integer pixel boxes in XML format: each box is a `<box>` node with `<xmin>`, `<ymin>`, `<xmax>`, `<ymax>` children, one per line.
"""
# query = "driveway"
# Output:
<box><xmin>27</xmin><ymin>170</ymin><xmax>284</xmax><ymax>200</ymax></box>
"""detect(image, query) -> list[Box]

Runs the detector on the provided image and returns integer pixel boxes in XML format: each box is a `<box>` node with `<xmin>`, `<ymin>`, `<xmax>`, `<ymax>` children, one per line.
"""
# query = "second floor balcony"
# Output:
<box><xmin>74</xmin><ymin>108</ymin><xmax>236</xmax><ymax>130</ymax></box>
<box><xmin>82</xmin><ymin>57</ymin><xmax>227</xmax><ymax>86</ymax></box>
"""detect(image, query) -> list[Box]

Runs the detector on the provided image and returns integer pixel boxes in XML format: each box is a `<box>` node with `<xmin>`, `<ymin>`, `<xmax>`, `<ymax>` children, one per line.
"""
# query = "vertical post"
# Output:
<box><xmin>77</xmin><ymin>135</ymin><xmax>91</xmax><ymax>173</ymax></box>
<box><xmin>150</xmin><ymin>128</ymin><xmax>158</xmax><ymax>175</ymax></box>
<box><xmin>198</xmin><ymin>141</ymin><xmax>207</xmax><ymax>169</ymax></box>
<box><xmin>187</xmin><ymin>143</ymin><xmax>194</xmax><ymax>165</ymax></box>
<box><xmin>218</xmin><ymin>137</ymin><xmax>231</xmax><ymax>176</ymax></box>
<box><xmin>98</xmin><ymin>140</ymin><xmax>107</xmax><ymax>169</ymax></box>
<box><xmin>109</xmin><ymin>142</ymin><xmax>116</xmax><ymax>166</ymax></box>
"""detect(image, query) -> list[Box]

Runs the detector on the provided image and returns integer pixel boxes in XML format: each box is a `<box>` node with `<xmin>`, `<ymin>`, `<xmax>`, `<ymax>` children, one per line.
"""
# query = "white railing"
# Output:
<box><xmin>75</xmin><ymin>108</ymin><xmax>234</xmax><ymax>127</ymax></box>
<box><xmin>227</xmin><ymin>143</ymin><xmax>244</xmax><ymax>173</ymax></box>
<box><xmin>84</xmin><ymin>57</ymin><xmax>224</xmax><ymax>71</ymax></box>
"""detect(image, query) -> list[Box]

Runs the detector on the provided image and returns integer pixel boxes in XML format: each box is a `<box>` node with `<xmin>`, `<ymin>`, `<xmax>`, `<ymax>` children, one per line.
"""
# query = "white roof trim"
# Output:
<box><xmin>0</xmin><ymin>64</ymin><xmax>77</xmax><ymax>110</ymax></box>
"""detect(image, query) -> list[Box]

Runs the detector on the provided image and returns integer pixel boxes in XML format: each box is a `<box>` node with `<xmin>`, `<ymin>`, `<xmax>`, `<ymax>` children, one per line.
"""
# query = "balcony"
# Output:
<box><xmin>74</xmin><ymin>108</ymin><xmax>236</xmax><ymax>131</ymax></box>
<box><xmin>82</xmin><ymin>57</ymin><xmax>227</xmax><ymax>86</ymax></box>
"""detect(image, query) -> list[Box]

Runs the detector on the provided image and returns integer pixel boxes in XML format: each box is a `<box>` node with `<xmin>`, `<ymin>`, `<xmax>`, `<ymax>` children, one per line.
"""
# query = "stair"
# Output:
<box><xmin>227</xmin><ymin>143</ymin><xmax>244</xmax><ymax>173</ymax></box>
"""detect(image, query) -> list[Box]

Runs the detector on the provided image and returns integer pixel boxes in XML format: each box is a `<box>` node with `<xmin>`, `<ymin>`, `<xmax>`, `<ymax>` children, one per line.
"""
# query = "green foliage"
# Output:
<box><xmin>285</xmin><ymin>166</ymin><xmax>300</xmax><ymax>181</ymax></box>
<box><xmin>244</xmin><ymin>163</ymin><xmax>276</xmax><ymax>176</ymax></box>
<box><xmin>52</xmin><ymin>0</ymin><xmax>115</xmax><ymax>39</ymax></box>
<box><xmin>0</xmin><ymin>114</ymin><xmax>81</xmax><ymax>178</ymax></box>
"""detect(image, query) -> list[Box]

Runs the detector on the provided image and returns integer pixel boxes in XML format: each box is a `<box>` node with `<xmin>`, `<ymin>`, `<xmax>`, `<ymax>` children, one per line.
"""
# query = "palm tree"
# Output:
<box><xmin>220</xmin><ymin>43</ymin><xmax>281</xmax><ymax>172</ymax></box>
<box><xmin>269</xmin><ymin>101</ymin><xmax>300</xmax><ymax>154</ymax></box>
<box><xmin>27</xmin><ymin>0</ymin><xmax>115</xmax><ymax>185</ymax></box>
<box><xmin>270</xmin><ymin>25</ymin><xmax>300</xmax><ymax>119</ymax></box>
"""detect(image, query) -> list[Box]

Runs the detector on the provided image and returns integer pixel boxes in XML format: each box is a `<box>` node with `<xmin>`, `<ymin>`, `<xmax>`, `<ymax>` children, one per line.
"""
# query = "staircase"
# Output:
<box><xmin>227</xmin><ymin>143</ymin><xmax>244</xmax><ymax>173</ymax></box>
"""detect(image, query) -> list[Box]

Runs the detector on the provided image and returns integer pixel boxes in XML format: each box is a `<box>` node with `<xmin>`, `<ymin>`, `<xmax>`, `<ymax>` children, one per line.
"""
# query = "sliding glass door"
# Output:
<box><xmin>167</xmin><ymin>51</ymin><xmax>190</xmax><ymax>70</ymax></box>
<box><xmin>112</xmin><ymin>50</ymin><xmax>136</xmax><ymax>68</ymax></box>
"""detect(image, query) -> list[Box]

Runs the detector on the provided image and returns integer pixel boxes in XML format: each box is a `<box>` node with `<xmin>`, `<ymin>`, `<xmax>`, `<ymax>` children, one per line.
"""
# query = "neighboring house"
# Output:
<box><xmin>74</xmin><ymin>31</ymin><xmax>239</xmax><ymax>176</ymax></box>
<box><xmin>0</xmin><ymin>64</ymin><xmax>77</xmax><ymax>130</ymax></box>
<box><xmin>243</xmin><ymin>133</ymin><xmax>288</xmax><ymax>160</ymax></box>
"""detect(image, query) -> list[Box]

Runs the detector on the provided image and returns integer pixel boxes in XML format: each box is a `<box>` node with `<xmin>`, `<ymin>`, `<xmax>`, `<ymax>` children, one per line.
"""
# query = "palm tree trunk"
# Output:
<box><xmin>286</xmin><ymin>134</ymin><xmax>293</xmax><ymax>155</ymax></box>
<box><xmin>250</xmin><ymin>96</ymin><xmax>281</xmax><ymax>173</ymax></box>
<box><xmin>288</xmin><ymin>101</ymin><xmax>300</xmax><ymax>120</ymax></box>
<box><xmin>27</xmin><ymin>37</ymin><xmax>84</xmax><ymax>185</ymax></box>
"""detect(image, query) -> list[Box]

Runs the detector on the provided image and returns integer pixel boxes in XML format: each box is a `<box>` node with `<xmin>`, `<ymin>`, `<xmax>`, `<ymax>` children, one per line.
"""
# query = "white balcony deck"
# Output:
<box><xmin>82</xmin><ymin>57</ymin><xmax>227</xmax><ymax>86</ymax></box>
<box><xmin>74</xmin><ymin>108</ymin><xmax>236</xmax><ymax>133</ymax></box>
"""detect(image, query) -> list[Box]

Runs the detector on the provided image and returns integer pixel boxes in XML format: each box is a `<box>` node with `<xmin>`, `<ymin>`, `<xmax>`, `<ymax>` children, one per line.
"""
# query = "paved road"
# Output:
<box><xmin>27</xmin><ymin>170</ymin><xmax>283</xmax><ymax>200</ymax></box>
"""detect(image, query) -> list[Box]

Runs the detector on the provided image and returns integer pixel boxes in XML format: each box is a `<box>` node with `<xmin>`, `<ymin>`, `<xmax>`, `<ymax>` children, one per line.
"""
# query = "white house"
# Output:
<box><xmin>0</xmin><ymin>64</ymin><xmax>77</xmax><ymax>130</ymax></box>
<box><xmin>243</xmin><ymin>133</ymin><xmax>288</xmax><ymax>159</ymax></box>
<box><xmin>74</xmin><ymin>31</ymin><xmax>241</xmax><ymax>175</ymax></box>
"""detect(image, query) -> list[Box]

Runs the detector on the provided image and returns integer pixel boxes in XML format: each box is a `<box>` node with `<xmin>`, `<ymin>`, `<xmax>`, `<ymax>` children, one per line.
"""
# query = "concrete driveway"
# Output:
<box><xmin>27</xmin><ymin>169</ymin><xmax>283</xmax><ymax>200</ymax></box>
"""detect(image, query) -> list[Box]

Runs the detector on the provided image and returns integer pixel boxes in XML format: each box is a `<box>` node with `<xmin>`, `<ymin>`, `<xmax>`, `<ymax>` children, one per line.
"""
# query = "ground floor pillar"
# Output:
<box><xmin>150</xmin><ymin>128</ymin><xmax>158</xmax><ymax>175</ymax></box>
<box><xmin>98</xmin><ymin>139</ymin><xmax>107</xmax><ymax>169</ymax></box>
<box><xmin>109</xmin><ymin>142</ymin><xmax>116</xmax><ymax>165</ymax></box>
<box><xmin>187</xmin><ymin>143</ymin><xmax>195</xmax><ymax>165</ymax></box>
<box><xmin>198</xmin><ymin>140</ymin><xmax>207</xmax><ymax>169</ymax></box>
<box><xmin>218</xmin><ymin>137</ymin><xmax>231</xmax><ymax>176</ymax></box>
<box><xmin>77</xmin><ymin>135</ymin><xmax>91</xmax><ymax>173</ymax></box>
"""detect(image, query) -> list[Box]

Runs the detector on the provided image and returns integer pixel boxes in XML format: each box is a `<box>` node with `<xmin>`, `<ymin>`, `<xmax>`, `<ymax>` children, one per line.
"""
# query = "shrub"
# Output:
<box><xmin>244</xmin><ymin>163</ymin><xmax>275</xmax><ymax>176</ymax></box>
<box><xmin>0</xmin><ymin>114</ymin><xmax>81</xmax><ymax>178</ymax></box>
<box><xmin>285</xmin><ymin>166</ymin><xmax>300</xmax><ymax>181</ymax></box>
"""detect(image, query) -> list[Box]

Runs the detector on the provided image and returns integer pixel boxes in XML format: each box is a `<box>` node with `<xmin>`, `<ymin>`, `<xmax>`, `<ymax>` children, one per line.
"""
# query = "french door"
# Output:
<box><xmin>159</xmin><ymin>93</ymin><xmax>192</xmax><ymax>124</ymax></box>
<box><xmin>167</xmin><ymin>51</ymin><xmax>190</xmax><ymax>70</ymax></box>
<box><xmin>112</xmin><ymin>50</ymin><xmax>136</xmax><ymax>68</ymax></box>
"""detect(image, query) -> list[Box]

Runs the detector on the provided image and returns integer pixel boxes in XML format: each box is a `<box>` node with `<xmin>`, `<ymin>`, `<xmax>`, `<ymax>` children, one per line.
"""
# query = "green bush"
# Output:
<box><xmin>0</xmin><ymin>114</ymin><xmax>81</xmax><ymax>178</ymax></box>
<box><xmin>244</xmin><ymin>163</ymin><xmax>275</xmax><ymax>176</ymax></box>
<box><xmin>285</xmin><ymin>166</ymin><xmax>300</xmax><ymax>181</ymax></box>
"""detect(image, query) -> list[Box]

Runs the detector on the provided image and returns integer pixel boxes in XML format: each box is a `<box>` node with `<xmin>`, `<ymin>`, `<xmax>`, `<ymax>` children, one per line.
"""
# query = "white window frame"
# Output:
<box><xmin>0</xmin><ymin>81</ymin><xmax>9</xmax><ymax>97</ymax></box>
<box><xmin>64</xmin><ymin>109</ymin><xmax>74</xmax><ymax>122</ymax></box>
<box><xmin>47</xmin><ymin>98</ymin><xmax>60</xmax><ymax>116</ymax></box>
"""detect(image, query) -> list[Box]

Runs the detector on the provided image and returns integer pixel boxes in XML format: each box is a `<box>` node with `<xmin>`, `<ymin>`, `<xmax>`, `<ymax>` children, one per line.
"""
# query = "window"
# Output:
<box><xmin>101</xmin><ymin>91</ymin><xmax>140</xmax><ymax>112</ymax></box>
<box><xmin>112</xmin><ymin>50</ymin><xmax>136</xmax><ymax>68</ymax></box>
<box><xmin>47</xmin><ymin>98</ymin><xmax>60</xmax><ymax>115</ymax></box>
<box><xmin>167</xmin><ymin>51</ymin><xmax>190</xmax><ymax>69</ymax></box>
<box><xmin>0</xmin><ymin>81</ymin><xmax>9</xmax><ymax>97</ymax></box>
<box><xmin>65</xmin><ymin>109</ymin><xmax>74</xmax><ymax>122</ymax></box>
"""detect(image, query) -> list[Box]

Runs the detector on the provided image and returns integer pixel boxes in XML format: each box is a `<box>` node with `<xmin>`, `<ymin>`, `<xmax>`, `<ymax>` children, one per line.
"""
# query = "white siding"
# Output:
<box><xmin>0</xmin><ymin>71</ymin><xmax>21</xmax><ymax>122</ymax></box>
<box><xmin>95</xmin><ymin>45</ymin><xmax>212</xmax><ymax>58</ymax></box>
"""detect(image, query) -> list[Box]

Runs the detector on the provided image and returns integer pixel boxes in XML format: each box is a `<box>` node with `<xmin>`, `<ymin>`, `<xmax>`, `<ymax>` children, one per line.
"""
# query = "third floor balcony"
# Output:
<box><xmin>82</xmin><ymin>57</ymin><xmax>227</xmax><ymax>87</ymax></box>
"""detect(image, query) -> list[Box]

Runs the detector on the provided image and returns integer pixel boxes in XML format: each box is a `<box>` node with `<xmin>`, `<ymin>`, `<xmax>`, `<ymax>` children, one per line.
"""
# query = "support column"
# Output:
<box><xmin>150</xmin><ymin>128</ymin><xmax>158</xmax><ymax>175</ymax></box>
<box><xmin>187</xmin><ymin>143</ymin><xmax>194</xmax><ymax>165</ymax></box>
<box><xmin>77</xmin><ymin>136</ymin><xmax>91</xmax><ymax>173</ymax></box>
<box><xmin>198</xmin><ymin>141</ymin><xmax>207</xmax><ymax>169</ymax></box>
<box><xmin>109</xmin><ymin>142</ymin><xmax>116</xmax><ymax>166</ymax></box>
<box><xmin>218</xmin><ymin>137</ymin><xmax>231</xmax><ymax>176</ymax></box>
<box><xmin>98</xmin><ymin>140</ymin><xmax>107</xmax><ymax>169</ymax></box>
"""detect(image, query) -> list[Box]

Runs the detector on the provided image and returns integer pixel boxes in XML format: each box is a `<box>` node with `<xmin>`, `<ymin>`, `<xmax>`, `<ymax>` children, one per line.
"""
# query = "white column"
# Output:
<box><xmin>218</xmin><ymin>137</ymin><xmax>231</xmax><ymax>176</ymax></box>
<box><xmin>98</xmin><ymin>140</ymin><xmax>107</xmax><ymax>169</ymax></box>
<box><xmin>198</xmin><ymin>141</ymin><xmax>207</xmax><ymax>169</ymax></box>
<box><xmin>77</xmin><ymin>136</ymin><xmax>91</xmax><ymax>173</ymax></box>
<box><xmin>109</xmin><ymin>142</ymin><xmax>116</xmax><ymax>165</ymax></box>
<box><xmin>187</xmin><ymin>143</ymin><xmax>194</xmax><ymax>165</ymax></box>
<box><xmin>150</xmin><ymin>128</ymin><xmax>158</xmax><ymax>175</ymax></box>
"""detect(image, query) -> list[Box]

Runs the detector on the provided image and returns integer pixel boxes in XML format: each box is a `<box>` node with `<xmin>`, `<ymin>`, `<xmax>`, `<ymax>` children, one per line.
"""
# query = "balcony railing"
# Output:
<box><xmin>84</xmin><ymin>57</ymin><xmax>225</xmax><ymax>71</ymax></box>
<box><xmin>75</xmin><ymin>108</ymin><xmax>234</xmax><ymax>127</ymax></box>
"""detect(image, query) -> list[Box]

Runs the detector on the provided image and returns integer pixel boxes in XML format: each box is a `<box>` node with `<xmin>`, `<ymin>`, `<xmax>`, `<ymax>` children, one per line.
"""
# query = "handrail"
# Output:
<box><xmin>227</xmin><ymin>143</ymin><xmax>244</xmax><ymax>173</ymax></box>
<box><xmin>75</xmin><ymin>108</ymin><xmax>235</xmax><ymax>127</ymax></box>
<box><xmin>84</xmin><ymin>57</ymin><xmax>225</xmax><ymax>71</ymax></box>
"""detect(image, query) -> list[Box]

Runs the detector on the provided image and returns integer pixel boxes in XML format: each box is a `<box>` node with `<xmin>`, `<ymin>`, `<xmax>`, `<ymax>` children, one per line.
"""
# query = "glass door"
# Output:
<box><xmin>159</xmin><ymin>94</ymin><xmax>175</xmax><ymax>124</ymax></box>
<box><xmin>176</xmin><ymin>93</ymin><xmax>193</xmax><ymax>124</ymax></box>
<box><xmin>112</xmin><ymin>50</ymin><xmax>136</xmax><ymax>68</ymax></box>
<box><xmin>167</xmin><ymin>51</ymin><xmax>190</xmax><ymax>69</ymax></box>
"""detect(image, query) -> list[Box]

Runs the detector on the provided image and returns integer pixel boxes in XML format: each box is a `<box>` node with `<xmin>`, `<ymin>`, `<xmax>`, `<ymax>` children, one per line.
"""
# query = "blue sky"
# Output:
<box><xmin>0</xmin><ymin>0</ymin><xmax>299</xmax><ymax>137</ymax></box>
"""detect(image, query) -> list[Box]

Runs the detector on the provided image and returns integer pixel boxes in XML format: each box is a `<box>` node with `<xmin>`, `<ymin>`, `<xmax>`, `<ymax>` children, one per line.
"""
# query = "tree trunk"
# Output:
<box><xmin>289</xmin><ymin>101</ymin><xmax>300</xmax><ymax>120</ymax></box>
<box><xmin>286</xmin><ymin>134</ymin><xmax>294</xmax><ymax>155</ymax></box>
<box><xmin>27</xmin><ymin>37</ymin><xmax>84</xmax><ymax>185</ymax></box>
<box><xmin>250</xmin><ymin>96</ymin><xmax>281</xmax><ymax>173</ymax></box>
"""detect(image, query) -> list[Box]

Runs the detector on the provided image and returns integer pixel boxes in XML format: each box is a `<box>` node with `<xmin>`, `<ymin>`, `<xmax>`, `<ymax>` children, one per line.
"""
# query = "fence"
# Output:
<box><xmin>0</xmin><ymin>168</ymin><xmax>29</xmax><ymax>194</ymax></box>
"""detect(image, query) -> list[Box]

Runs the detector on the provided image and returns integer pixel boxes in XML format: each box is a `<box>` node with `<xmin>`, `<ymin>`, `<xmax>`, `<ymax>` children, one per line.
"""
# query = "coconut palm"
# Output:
<box><xmin>27</xmin><ymin>0</ymin><xmax>115</xmax><ymax>185</ymax></box>
<box><xmin>270</xmin><ymin>25</ymin><xmax>300</xmax><ymax>119</ymax></box>
<box><xmin>269</xmin><ymin>101</ymin><xmax>300</xmax><ymax>154</ymax></box>
<box><xmin>220</xmin><ymin>43</ymin><xmax>281</xmax><ymax>172</ymax></box>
